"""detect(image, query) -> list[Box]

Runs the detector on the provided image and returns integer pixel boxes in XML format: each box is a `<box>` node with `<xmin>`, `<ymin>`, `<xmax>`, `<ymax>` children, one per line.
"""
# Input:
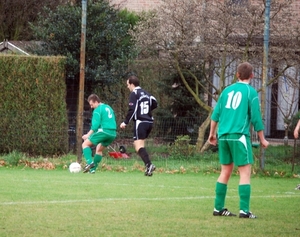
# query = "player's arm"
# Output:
<box><xmin>294</xmin><ymin>119</ymin><xmax>300</xmax><ymax>139</ymax></box>
<box><xmin>250</xmin><ymin>96</ymin><xmax>264</xmax><ymax>132</ymax></box>
<box><xmin>83</xmin><ymin>111</ymin><xmax>100</xmax><ymax>139</ymax></box>
<box><xmin>120</xmin><ymin>92</ymin><xmax>138</xmax><ymax>128</ymax></box>
<box><xmin>257</xmin><ymin>130</ymin><xmax>269</xmax><ymax>148</ymax></box>
<box><xmin>150</xmin><ymin>95</ymin><xmax>158</xmax><ymax>111</ymax></box>
<box><xmin>208</xmin><ymin>120</ymin><xmax>218</xmax><ymax>146</ymax></box>
<box><xmin>91</xmin><ymin>111</ymin><xmax>101</xmax><ymax>131</ymax></box>
<box><xmin>208</xmin><ymin>97</ymin><xmax>221</xmax><ymax>147</ymax></box>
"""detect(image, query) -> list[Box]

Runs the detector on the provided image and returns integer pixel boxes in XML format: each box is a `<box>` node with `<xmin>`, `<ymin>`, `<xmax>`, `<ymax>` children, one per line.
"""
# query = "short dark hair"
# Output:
<box><xmin>127</xmin><ymin>75</ymin><xmax>140</xmax><ymax>87</ymax></box>
<box><xmin>237</xmin><ymin>62</ymin><xmax>253</xmax><ymax>80</ymax></box>
<box><xmin>87</xmin><ymin>94</ymin><xmax>100</xmax><ymax>103</ymax></box>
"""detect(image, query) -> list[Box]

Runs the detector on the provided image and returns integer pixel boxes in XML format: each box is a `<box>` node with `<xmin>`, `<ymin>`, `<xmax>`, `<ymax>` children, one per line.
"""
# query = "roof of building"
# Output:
<box><xmin>0</xmin><ymin>40</ymin><xmax>41</xmax><ymax>55</ymax></box>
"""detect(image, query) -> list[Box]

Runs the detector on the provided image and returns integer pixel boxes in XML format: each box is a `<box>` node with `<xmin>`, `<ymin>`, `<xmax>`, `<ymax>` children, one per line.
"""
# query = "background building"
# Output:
<box><xmin>108</xmin><ymin>0</ymin><xmax>161</xmax><ymax>11</ymax></box>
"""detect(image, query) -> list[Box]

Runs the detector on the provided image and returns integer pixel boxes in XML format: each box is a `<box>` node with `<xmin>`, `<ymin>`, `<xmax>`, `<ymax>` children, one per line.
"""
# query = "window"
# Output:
<box><xmin>227</xmin><ymin>0</ymin><xmax>248</xmax><ymax>6</ymax></box>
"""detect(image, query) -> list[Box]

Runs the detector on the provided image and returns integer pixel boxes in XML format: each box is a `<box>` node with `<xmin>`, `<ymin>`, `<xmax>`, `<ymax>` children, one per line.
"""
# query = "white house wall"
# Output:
<box><xmin>276</xmin><ymin>66</ymin><xmax>299</xmax><ymax>130</ymax></box>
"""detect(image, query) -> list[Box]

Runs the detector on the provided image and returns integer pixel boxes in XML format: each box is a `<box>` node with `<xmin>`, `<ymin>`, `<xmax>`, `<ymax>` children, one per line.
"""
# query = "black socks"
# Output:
<box><xmin>138</xmin><ymin>147</ymin><xmax>151</xmax><ymax>166</ymax></box>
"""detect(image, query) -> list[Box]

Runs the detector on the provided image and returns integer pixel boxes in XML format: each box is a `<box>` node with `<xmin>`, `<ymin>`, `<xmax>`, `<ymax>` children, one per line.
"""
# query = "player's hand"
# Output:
<box><xmin>120</xmin><ymin>122</ymin><xmax>126</xmax><ymax>129</ymax></box>
<box><xmin>260</xmin><ymin>139</ymin><xmax>269</xmax><ymax>148</ymax></box>
<box><xmin>208</xmin><ymin>135</ymin><xmax>217</xmax><ymax>146</ymax></box>
<box><xmin>82</xmin><ymin>134</ymin><xmax>88</xmax><ymax>140</ymax></box>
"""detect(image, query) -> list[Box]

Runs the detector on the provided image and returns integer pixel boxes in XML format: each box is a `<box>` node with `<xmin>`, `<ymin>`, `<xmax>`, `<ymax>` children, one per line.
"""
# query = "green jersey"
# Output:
<box><xmin>211</xmin><ymin>81</ymin><xmax>264</xmax><ymax>137</ymax></box>
<box><xmin>90</xmin><ymin>103</ymin><xmax>116</xmax><ymax>132</ymax></box>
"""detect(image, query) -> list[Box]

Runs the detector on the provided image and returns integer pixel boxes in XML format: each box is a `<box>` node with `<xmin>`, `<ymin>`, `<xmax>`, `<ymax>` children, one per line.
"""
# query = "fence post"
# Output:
<box><xmin>292</xmin><ymin>139</ymin><xmax>296</xmax><ymax>172</ymax></box>
<box><xmin>260</xmin><ymin>0</ymin><xmax>271</xmax><ymax>170</ymax></box>
<box><xmin>76</xmin><ymin>0</ymin><xmax>87</xmax><ymax>163</ymax></box>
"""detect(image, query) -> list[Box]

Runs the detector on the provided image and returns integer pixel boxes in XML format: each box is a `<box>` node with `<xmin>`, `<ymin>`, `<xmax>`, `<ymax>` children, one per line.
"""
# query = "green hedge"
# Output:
<box><xmin>0</xmin><ymin>55</ymin><xmax>68</xmax><ymax>156</ymax></box>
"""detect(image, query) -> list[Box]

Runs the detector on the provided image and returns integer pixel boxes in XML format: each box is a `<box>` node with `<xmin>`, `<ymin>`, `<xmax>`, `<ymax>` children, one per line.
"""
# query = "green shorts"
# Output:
<box><xmin>218</xmin><ymin>134</ymin><xmax>253</xmax><ymax>166</ymax></box>
<box><xmin>89</xmin><ymin>129</ymin><xmax>116</xmax><ymax>147</ymax></box>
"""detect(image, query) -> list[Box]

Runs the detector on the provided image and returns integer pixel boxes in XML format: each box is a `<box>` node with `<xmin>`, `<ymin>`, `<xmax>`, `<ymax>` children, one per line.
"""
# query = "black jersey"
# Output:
<box><xmin>123</xmin><ymin>86</ymin><xmax>158</xmax><ymax>124</ymax></box>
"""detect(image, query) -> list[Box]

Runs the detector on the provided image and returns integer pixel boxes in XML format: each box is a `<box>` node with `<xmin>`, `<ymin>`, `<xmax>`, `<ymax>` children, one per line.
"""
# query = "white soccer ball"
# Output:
<box><xmin>69</xmin><ymin>162</ymin><xmax>82</xmax><ymax>173</ymax></box>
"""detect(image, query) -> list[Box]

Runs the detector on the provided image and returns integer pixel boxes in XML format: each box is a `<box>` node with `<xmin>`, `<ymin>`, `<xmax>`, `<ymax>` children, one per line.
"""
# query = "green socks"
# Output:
<box><xmin>239</xmin><ymin>184</ymin><xmax>251</xmax><ymax>213</ymax></box>
<box><xmin>93</xmin><ymin>154</ymin><xmax>103</xmax><ymax>170</ymax></box>
<box><xmin>83</xmin><ymin>148</ymin><xmax>103</xmax><ymax>172</ymax></box>
<box><xmin>83</xmin><ymin>147</ymin><xmax>93</xmax><ymax>164</ymax></box>
<box><xmin>214</xmin><ymin>182</ymin><xmax>227</xmax><ymax>211</ymax></box>
<box><xmin>214</xmin><ymin>182</ymin><xmax>251</xmax><ymax>212</ymax></box>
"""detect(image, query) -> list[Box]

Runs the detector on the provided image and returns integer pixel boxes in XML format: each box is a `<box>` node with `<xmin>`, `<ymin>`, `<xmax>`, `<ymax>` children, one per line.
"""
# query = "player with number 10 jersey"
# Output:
<box><xmin>211</xmin><ymin>82</ymin><xmax>264</xmax><ymax>138</ymax></box>
<box><xmin>208</xmin><ymin>62</ymin><xmax>269</xmax><ymax>218</ymax></box>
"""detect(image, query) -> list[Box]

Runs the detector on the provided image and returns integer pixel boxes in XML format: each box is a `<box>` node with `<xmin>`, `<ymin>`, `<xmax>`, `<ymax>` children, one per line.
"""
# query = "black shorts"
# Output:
<box><xmin>133</xmin><ymin>120</ymin><xmax>153</xmax><ymax>140</ymax></box>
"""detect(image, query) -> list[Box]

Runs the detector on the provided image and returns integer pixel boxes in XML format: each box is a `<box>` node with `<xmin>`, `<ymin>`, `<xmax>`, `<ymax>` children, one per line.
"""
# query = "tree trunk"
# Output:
<box><xmin>196</xmin><ymin>112</ymin><xmax>212</xmax><ymax>153</ymax></box>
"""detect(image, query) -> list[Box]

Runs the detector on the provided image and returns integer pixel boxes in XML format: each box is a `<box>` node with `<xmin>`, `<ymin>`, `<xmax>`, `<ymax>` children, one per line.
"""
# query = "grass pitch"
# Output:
<box><xmin>0</xmin><ymin>168</ymin><xmax>299</xmax><ymax>237</ymax></box>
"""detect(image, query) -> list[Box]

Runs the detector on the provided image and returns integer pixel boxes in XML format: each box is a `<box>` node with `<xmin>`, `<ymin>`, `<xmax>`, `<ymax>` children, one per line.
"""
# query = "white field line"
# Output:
<box><xmin>0</xmin><ymin>194</ymin><xmax>299</xmax><ymax>206</ymax></box>
<box><xmin>11</xmin><ymin>180</ymin><xmax>298</xmax><ymax>193</ymax></box>
<box><xmin>14</xmin><ymin>179</ymin><xmax>247</xmax><ymax>192</ymax></box>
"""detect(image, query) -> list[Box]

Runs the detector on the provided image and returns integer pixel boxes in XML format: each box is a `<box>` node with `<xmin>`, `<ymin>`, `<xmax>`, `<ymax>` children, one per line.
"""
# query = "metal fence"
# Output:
<box><xmin>68</xmin><ymin>111</ymin><xmax>298</xmax><ymax>144</ymax></box>
<box><xmin>68</xmin><ymin>111</ymin><xmax>300</xmax><ymax>161</ymax></box>
<box><xmin>1</xmin><ymin>110</ymin><xmax>299</xmax><ymax>172</ymax></box>
<box><xmin>68</xmin><ymin>112</ymin><xmax>207</xmax><ymax>149</ymax></box>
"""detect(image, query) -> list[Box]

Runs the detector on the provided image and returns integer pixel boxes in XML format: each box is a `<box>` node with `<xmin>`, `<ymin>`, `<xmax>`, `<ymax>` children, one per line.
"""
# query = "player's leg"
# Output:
<box><xmin>238</xmin><ymin>164</ymin><xmax>253</xmax><ymax>216</ymax></box>
<box><xmin>213</xmin><ymin>164</ymin><xmax>235</xmax><ymax>215</ymax></box>
<box><xmin>89</xmin><ymin>144</ymin><xmax>104</xmax><ymax>173</ymax></box>
<box><xmin>134</xmin><ymin>139</ymin><xmax>150</xmax><ymax>163</ymax></box>
<box><xmin>82</xmin><ymin>131</ymin><xmax>105</xmax><ymax>173</ymax></box>
<box><xmin>213</xmin><ymin>135</ymin><xmax>236</xmax><ymax>216</ymax></box>
<box><xmin>232</xmin><ymin>134</ymin><xmax>256</xmax><ymax>218</ymax></box>
<box><xmin>89</xmin><ymin>130</ymin><xmax>116</xmax><ymax>173</ymax></box>
<box><xmin>133</xmin><ymin>120</ymin><xmax>148</xmax><ymax>163</ymax></box>
<box><xmin>134</xmin><ymin>121</ymin><xmax>155</xmax><ymax>176</ymax></box>
<box><xmin>82</xmin><ymin>139</ymin><xmax>93</xmax><ymax>164</ymax></box>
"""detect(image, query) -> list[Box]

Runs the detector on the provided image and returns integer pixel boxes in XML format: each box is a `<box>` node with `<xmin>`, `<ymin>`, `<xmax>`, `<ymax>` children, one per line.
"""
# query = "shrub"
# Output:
<box><xmin>168</xmin><ymin>135</ymin><xmax>196</xmax><ymax>160</ymax></box>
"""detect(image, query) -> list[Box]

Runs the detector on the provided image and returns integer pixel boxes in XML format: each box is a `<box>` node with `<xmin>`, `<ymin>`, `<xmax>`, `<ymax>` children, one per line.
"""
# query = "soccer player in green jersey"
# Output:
<box><xmin>208</xmin><ymin>62</ymin><xmax>269</xmax><ymax>218</ymax></box>
<box><xmin>82</xmin><ymin>94</ymin><xmax>117</xmax><ymax>174</ymax></box>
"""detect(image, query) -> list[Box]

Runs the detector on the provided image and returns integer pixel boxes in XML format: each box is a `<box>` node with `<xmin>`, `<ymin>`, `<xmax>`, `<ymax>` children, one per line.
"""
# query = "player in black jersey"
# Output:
<box><xmin>120</xmin><ymin>75</ymin><xmax>158</xmax><ymax>176</ymax></box>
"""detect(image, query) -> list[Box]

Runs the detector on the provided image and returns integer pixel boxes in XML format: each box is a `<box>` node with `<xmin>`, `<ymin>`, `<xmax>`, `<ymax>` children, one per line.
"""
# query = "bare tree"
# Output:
<box><xmin>132</xmin><ymin>0</ymin><xmax>300</xmax><ymax>151</ymax></box>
